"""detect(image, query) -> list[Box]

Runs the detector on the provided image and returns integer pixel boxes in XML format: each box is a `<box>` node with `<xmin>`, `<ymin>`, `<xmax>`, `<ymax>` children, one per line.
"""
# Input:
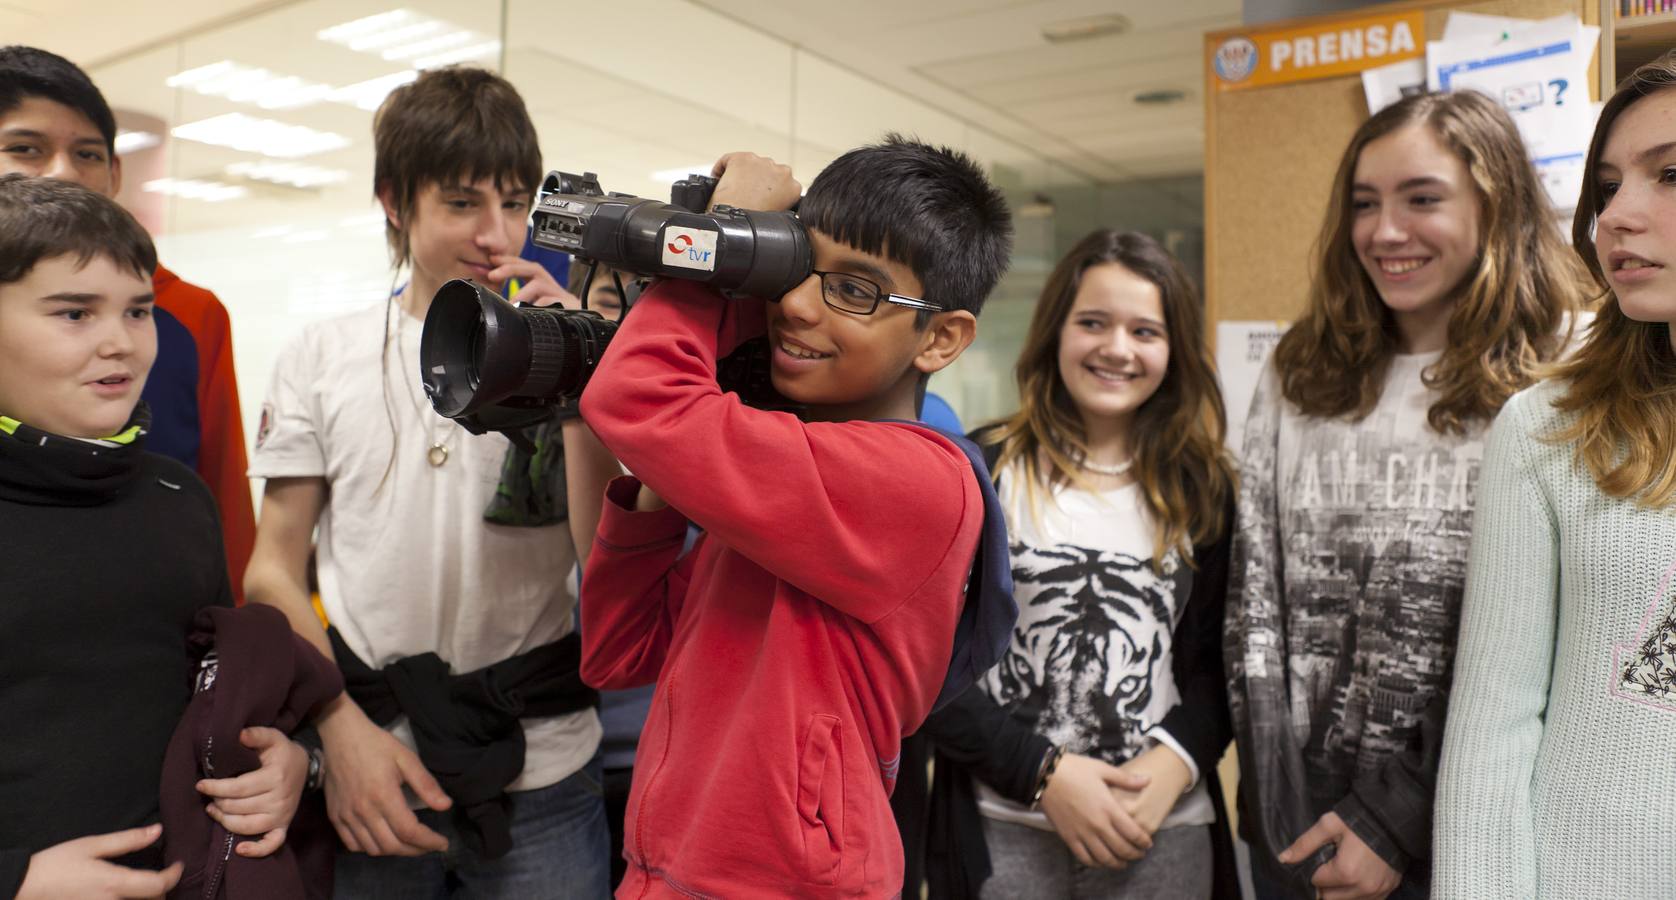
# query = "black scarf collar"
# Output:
<box><xmin>0</xmin><ymin>405</ymin><xmax>151</xmax><ymax>506</ymax></box>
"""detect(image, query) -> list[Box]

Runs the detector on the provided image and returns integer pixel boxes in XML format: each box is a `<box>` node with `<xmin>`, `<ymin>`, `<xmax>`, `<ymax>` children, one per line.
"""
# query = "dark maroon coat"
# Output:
<box><xmin>159</xmin><ymin>604</ymin><xmax>342</xmax><ymax>900</ymax></box>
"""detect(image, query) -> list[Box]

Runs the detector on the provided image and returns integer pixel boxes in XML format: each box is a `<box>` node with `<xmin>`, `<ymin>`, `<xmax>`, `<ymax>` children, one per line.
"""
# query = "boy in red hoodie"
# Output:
<box><xmin>573</xmin><ymin>138</ymin><xmax>1015</xmax><ymax>897</ymax></box>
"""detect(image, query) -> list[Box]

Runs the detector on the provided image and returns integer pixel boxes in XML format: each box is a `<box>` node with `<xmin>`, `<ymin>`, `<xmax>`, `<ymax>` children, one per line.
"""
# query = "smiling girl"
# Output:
<box><xmin>1224</xmin><ymin>90</ymin><xmax>1590</xmax><ymax>900</ymax></box>
<box><xmin>1435</xmin><ymin>51</ymin><xmax>1676</xmax><ymax>899</ymax></box>
<box><xmin>908</xmin><ymin>229</ymin><xmax>1238</xmax><ymax>899</ymax></box>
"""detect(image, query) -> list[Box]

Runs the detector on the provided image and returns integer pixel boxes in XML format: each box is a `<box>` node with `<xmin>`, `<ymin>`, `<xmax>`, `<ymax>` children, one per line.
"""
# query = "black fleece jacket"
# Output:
<box><xmin>0</xmin><ymin>410</ymin><xmax>231</xmax><ymax>898</ymax></box>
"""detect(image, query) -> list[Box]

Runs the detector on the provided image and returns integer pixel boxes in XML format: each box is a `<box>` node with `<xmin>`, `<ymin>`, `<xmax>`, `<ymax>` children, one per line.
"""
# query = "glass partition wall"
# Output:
<box><xmin>89</xmin><ymin>0</ymin><xmax>1203</xmax><ymax>453</ymax></box>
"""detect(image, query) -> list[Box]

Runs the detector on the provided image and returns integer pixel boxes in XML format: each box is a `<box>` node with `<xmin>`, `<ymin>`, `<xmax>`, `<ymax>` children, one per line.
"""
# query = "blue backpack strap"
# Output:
<box><xmin>922</xmin><ymin>426</ymin><xmax>1016</xmax><ymax>713</ymax></box>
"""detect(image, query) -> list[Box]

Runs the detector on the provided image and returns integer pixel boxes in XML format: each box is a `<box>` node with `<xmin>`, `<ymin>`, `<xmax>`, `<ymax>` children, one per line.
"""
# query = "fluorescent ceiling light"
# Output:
<box><xmin>383</xmin><ymin>30</ymin><xmax>472</xmax><ymax>60</ymax></box>
<box><xmin>317</xmin><ymin>9</ymin><xmax>411</xmax><ymax>43</ymax></box>
<box><xmin>226</xmin><ymin>160</ymin><xmax>350</xmax><ymax>188</ymax></box>
<box><xmin>166</xmin><ymin>60</ymin><xmax>333</xmax><ymax>110</ymax></box>
<box><xmin>350</xmin><ymin>20</ymin><xmax>443</xmax><ymax>51</ymax></box>
<box><xmin>318</xmin><ymin>8</ymin><xmax>495</xmax><ymax>70</ymax></box>
<box><xmin>172</xmin><ymin>113</ymin><xmax>350</xmax><ymax>158</ymax></box>
<box><xmin>166</xmin><ymin>60</ymin><xmax>236</xmax><ymax>87</ymax></box>
<box><xmin>143</xmin><ymin>178</ymin><xmax>248</xmax><ymax>202</ymax></box>
<box><xmin>1041</xmin><ymin>13</ymin><xmax>1130</xmax><ymax>43</ymax></box>
<box><xmin>330</xmin><ymin>70</ymin><xmax>419</xmax><ymax>111</ymax></box>
<box><xmin>114</xmin><ymin>130</ymin><xmax>160</xmax><ymax>154</ymax></box>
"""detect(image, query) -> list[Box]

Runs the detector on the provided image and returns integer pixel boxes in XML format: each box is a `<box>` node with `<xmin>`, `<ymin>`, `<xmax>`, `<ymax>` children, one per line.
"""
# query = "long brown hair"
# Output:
<box><xmin>370</xmin><ymin>67</ymin><xmax>541</xmax><ymax>491</ymax></box>
<box><xmin>1548</xmin><ymin>51</ymin><xmax>1676</xmax><ymax>507</ymax></box>
<box><xmin>1273</xmin><ymin>91</ymin><xmax>1588</xmax><ymax>434</ymax></box>
<box><xmin>987</xmin><ymin>229</ymin><xmax>1234</xmax><ymax>568</ymax></box>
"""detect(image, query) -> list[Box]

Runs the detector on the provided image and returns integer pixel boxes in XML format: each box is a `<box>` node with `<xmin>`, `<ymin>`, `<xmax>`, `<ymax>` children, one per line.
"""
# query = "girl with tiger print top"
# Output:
<box><xmin>908</xmin><ymin>229</ymin><xmax>1238</xmax><ymax>900</ymax></box>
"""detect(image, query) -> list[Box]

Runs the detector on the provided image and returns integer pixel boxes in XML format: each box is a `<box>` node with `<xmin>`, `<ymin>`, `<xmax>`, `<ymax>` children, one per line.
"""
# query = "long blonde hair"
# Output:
<box><xmin>1273</xmin><ymin>91</ymin><xmax>1589</xmax><ymax>434</ymax></box>
<box><xmin>1548</xmin><ymin>51</ymin><xmax>1676</xmax><ymax>507</ymax></box>
<box><xmin>986</xmin><ymin>229</ymin><xmax>1234</xmax><ymax>569</ymax></box>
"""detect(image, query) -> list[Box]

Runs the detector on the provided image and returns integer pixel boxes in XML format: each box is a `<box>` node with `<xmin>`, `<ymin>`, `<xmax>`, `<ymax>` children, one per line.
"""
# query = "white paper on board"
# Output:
<box><xmin>1426</xmin><ymin>14</ymin><xmax>1598</xmax><ymax>212</ymax></box>
<box><xmin>1217</xmin><ymin>320</ymin><xmax>1289</xmax><ymax>454</ymax></box>
<box><xmin>1363</xmin><ymin>59</ymin><xmax>1427</xmax><ymax>115</ymax></box>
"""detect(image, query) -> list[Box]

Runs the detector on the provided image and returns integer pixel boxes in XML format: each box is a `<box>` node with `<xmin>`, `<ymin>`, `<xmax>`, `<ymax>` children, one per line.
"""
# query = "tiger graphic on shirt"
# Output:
<box><xmin>981</xmin><ymin>541</ymin><xmax>1189</xmax><ymax>764</ymax></box>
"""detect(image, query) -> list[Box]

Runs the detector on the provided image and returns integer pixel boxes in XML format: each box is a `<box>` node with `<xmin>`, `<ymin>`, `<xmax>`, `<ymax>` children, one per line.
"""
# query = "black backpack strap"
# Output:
<box><xmin>879</xmin><ymin>420</ymin><xmax>1018</xmax><ymax>713</ymax></box>
<box><xmin>925</xmin><ymin>427</ymin><xmax>1016</xmax><ymax>714</ymax></box>
<box><xmin>966</xmin><ymin>423</ymin><xmax>1004</xmax><ymax>486</ymax></box>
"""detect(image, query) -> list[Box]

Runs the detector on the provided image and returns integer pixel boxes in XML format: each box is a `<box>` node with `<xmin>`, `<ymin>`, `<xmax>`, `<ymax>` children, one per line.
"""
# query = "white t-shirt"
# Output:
<box><xmin>250</xmin><ymin>301</ymin><xmax>599</xmax><ymax>792</ymax></box>
<box><xmin>976</xmin><ymin>459</ymin><xmax>1214</xmax><ymax>832</ymax></box>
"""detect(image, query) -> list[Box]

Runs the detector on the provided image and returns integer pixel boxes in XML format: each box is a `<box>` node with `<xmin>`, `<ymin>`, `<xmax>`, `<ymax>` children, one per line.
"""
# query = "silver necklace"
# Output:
<box><xmin>394</xmin><ymin>307</ymin><xmax>457</xmax><ymax>467</ymax></box>
<box><xmin>1078</xmin><ymin>456</ymin><xmax>1133</xmax><ymax>477</ymax></box>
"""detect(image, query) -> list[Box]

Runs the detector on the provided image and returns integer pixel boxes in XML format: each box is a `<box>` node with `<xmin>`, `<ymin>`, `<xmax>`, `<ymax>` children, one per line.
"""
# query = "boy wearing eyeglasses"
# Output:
<box><xmin>570</xmin><ymin>136</ymin><xmax>1017</xmax><ymax>898</ymax></box>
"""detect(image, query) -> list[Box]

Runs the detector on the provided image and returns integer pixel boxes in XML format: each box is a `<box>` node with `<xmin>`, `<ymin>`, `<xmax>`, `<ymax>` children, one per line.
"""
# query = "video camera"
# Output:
<box><xmin>419</xmin><ymin>171</ymin><xmax>812</xmax><ymax>437</ymax></box>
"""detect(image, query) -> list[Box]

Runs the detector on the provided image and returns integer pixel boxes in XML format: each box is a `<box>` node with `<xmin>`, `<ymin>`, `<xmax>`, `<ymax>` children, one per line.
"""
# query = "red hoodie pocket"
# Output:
<box><xmin>796</xmin><ymin>713</ymin><xmax>845</xmax><ymax>885</ymax></box>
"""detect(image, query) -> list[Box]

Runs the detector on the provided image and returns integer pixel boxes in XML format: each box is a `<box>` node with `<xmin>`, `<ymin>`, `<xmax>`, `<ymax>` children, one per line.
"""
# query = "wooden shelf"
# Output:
<box><xmin>1614</xmin><ymin>12</ymin><xmax>1676</xmax><ymax>78</ymax></box>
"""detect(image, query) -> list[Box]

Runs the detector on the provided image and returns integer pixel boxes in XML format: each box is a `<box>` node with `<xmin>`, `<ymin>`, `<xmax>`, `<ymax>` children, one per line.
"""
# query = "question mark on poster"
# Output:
<box><xmin>1550</xmin><ymin>78</ymin><xmax>1570</xmax><ymax>106</ymax></box>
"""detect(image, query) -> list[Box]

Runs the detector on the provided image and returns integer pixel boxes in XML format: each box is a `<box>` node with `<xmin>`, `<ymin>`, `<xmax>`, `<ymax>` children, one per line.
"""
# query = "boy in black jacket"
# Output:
<box><xmin>0</xmin><ymin>174</ymin><xmax>308</xmax><ymax>900</ymax></box>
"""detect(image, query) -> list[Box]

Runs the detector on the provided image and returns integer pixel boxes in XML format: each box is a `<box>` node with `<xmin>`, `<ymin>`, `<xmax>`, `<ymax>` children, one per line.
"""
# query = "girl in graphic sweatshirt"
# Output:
<box><xmin>1223</xmin><ymin>90</ymin><xmax>1589</xmax><ymax>900</ymax></box>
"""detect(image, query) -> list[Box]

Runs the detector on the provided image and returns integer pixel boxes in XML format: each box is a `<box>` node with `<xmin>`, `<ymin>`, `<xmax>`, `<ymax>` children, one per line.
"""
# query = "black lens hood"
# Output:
<box><xmin>420</xmin><ymin>278</ymin><xmax>531</xmax><ymax>417</ymax></box>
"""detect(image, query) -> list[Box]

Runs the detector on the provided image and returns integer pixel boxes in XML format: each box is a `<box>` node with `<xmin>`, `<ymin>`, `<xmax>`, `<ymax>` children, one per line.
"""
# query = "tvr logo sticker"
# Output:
<box><xmin>661</xmin><ymin>226</ymin><xmax>718</xmax><ymax>272</ymax></box>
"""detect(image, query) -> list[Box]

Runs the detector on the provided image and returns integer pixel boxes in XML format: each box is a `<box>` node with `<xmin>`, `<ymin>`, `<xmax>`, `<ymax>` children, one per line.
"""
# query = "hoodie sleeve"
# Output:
<box><xmin>579</xmin><ymin>476</ymin><xmax>698</xmax><ymax>690</ymax></box>
<box><xmin>194</xmin><ymin>295</ymin><xmax>254</xmax><ymax>607</ymax></box>
<box><xmin>578</xmin><ymin>279</ymin><xmax>979</xmax><ymax>625</ymax></box>
<box><xmin>154</xmin><ymin>275</ymin><xmax>254</xmax><ymax>606</ymax></box>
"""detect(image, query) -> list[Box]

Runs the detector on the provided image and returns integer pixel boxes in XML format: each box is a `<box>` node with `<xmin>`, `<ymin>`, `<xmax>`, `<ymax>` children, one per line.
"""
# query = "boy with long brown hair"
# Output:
<box><xmin>245</xmin><ymin>67</ymin><xmax>607</xmax><ymax>898</ymax></box>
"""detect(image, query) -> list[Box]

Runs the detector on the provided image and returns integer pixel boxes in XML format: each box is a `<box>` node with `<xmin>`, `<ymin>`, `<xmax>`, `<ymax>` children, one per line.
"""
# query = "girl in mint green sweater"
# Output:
<box><xmin>1435</xmin><ymin>50</ymin><xmax>1676</xmax><ymax>899</ymax></box>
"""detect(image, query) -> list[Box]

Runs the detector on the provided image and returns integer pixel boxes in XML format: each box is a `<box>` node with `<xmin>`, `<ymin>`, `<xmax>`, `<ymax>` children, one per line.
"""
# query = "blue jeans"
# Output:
<box><xmin>333</xmin><ymin>754</ymin><xmax>610</xmax><ymax>900</ymax></box>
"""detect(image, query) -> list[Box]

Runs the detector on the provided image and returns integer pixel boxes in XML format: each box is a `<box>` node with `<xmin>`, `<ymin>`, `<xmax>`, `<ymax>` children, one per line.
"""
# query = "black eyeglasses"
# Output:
<box><xmin>806</xmin><ymin>270</ymin><xmax>944</xmax><ymax>316</ymax></box>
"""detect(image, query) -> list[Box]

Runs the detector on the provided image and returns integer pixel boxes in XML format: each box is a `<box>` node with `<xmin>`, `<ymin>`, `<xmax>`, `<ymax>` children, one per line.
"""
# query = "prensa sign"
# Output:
<box><xmin>1211</xmin><ymin>10</ymin><xmax>1424</xmax><ymax>91</ymax></box>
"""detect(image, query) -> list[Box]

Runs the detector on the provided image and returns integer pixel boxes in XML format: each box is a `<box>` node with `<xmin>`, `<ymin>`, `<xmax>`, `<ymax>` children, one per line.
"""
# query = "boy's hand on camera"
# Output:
<box><xmin>710</xmin><ymin>152</ymin><xmax>800</xmax><ymax>212</ymax></box>
<box><xmin>1115</xmin><ymin>743</ymin><xmax>1193</xmax><ymax>834</ymax></box>
<box><xmin>316</xmin><ymin>698</ymin><xmax>452</xmax><ymax>857</ymax></box>
<box><xmin>1037</xmin><ymin>752</ymin><xmax>1153</xmax><ymax>870</ymax></box>
<box><xmin>17</xmin><ymin>824</ymin><xmax>183</xmax><ymax>900</ymax></box>
<box><xmin>487</xmin><ymin>255</ymin><xmax>581</xmax><ymax>309</ymax></box>
<box><xmin>195</xmin><ymin>726</ymin><xmax>309</xmax><ymax>858</ymax></box>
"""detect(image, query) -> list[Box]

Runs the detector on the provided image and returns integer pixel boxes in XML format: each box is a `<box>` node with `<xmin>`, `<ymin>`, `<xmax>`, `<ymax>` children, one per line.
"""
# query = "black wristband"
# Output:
<box><xmin>304</xmin><ymin>744</ymin><xmax>326</xmax><ymax>793</ymax></box>
<box><xmin>1030</xmin><ymin>744</ymin><xmax>1065</xmax><ymax>808</ymax></box>
<box><xmin>294</xmin><ymin>725</ymin><xmax>325</xmax><ymax>792</ymax></box>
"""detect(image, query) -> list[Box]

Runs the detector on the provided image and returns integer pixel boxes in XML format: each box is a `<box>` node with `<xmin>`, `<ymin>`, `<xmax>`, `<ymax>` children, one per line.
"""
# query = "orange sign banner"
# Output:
<box><xmin>1210</xmin><ymin>10</ymin><xmax>1425</xmax><ymax>91</ymax></box>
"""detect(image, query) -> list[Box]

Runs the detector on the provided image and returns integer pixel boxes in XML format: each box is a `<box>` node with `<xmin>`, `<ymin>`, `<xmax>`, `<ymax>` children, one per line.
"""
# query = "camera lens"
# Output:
<box><xmin>421</xmin><ymin>278</ymin><xmax>618</xmax><ymax>421</ymax></box>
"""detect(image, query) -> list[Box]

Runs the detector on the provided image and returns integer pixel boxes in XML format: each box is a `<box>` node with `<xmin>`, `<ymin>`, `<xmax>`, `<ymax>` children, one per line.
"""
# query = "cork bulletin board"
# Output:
<box><xmin>1203</xmin><ymin>0</ymin><xmax>1601</xmax><ymax>329</ymax></box>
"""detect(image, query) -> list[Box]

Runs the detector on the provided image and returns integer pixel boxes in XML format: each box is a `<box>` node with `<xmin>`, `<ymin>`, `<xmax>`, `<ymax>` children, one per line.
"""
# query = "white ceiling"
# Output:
<box><xmin>2</xmin><ymin>0</ymin><xmax>1239</xmax><ymax>245</ymax></box>
<box><xmin>0</xmin><ymin>0</ymin><xmax>287</xmax><ymax>68</ymax></box>
<box><xmin>8</xmin><ymin>0</ymin><xmax>1237</xmax><ymax>190</ymax></box>
<box><xmin>3</xmin><ymin>0</ymin><xmax>1239</xmax><ymax>461</ymax></box>
<box><xmin>692</xmin><ymin>0</ymin><xmax>1240</xmax><ymax>181</ymax></box>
